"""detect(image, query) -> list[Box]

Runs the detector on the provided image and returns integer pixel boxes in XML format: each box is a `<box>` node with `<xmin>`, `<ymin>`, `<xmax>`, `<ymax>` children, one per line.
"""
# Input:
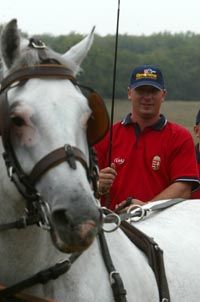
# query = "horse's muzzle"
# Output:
<box><xmin>50</xmin><ymin>205</ymin><xmax>102</xmax><ymax>253</ymax></box>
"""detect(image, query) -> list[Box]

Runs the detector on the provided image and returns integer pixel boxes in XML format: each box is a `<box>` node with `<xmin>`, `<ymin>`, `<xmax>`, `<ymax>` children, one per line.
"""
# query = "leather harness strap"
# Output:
<box><xmin>0</xmin><ymin>284</ymin><xmax>57</xmax><ymax>302</ymax></box>
<box><xmin>98</xmin><ymin>230</ymin><xmax>127</xmax><ymax>302</ymax></box>
<box><xmin>0</xmin><ymin>65</ymin><xmax>75</xmax><ymax>92</ymax></box>
<box><xmin>28</xmin><ymin>145</ymin><xmax>89</xmax><ymax>184</ymax></box>
<box><xmin>0</xmin><ymin>253</ymin><xmax>81</xmax><ymax>300</ymax></box>
<box><xmin>113</xmin><ymin>198</ymin><xmax>186</xmax><ymax>223</ymax></box>
<box><xmin>120</xmin><ymin>221</ymin><xmax>170</xmax><ymax>302</ymax></box>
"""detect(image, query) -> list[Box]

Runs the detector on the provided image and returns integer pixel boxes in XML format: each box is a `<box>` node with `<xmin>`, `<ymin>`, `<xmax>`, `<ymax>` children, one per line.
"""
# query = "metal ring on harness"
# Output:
<box><xmin>101</xmin><ymin>207</ymin><xmax>121</xmax><ymax>233</ymax></box>
<box><xmin>102</xmin><ymin>213</ymin><xmax>121</xmax><ymax>233</ymax></box>
<box><xmin>127</xmin><ymin>205</ymin><xmax>145</xmax><ymax>223</ymax></box>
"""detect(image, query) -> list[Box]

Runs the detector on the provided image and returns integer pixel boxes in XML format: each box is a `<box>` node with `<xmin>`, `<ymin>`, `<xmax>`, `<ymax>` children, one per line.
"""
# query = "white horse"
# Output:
<box><xmin>0</xmin><ymin>19</ymin><xmax>200</xmax><ymax>302</ymax></box>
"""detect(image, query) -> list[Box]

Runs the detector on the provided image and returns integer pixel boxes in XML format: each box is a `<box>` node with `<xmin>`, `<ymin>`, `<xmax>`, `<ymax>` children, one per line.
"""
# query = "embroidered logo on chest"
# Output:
<box><xmin>152</xmin><ymin>155</ymin><xmax>161</xmax><ymax>171</ymax></box>
<box><xmin>114</xmin><ymin>157</ymin><xmax>125</xmax><ymax>165</ymax></box>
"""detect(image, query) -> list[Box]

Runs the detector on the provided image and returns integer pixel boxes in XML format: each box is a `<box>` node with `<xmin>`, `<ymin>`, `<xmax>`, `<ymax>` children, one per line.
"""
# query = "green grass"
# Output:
<box><xmin>105</xmin><ymin>100</ymin><xmax>200</xmax><ymax>140</ymax></box>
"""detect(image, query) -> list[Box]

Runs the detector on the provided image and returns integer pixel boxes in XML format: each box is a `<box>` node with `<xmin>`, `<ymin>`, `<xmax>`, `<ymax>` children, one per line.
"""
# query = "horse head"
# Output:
<box><xmin>0</xmin><ymin>19</ymin><xmax>109</xmax><ymax>253</ymax></box>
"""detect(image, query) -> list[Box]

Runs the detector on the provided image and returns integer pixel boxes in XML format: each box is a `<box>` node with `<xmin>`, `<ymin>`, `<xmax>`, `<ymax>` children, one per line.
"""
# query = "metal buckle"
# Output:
<box><xmin>110</xmin><ymin>271</ymin><xmax>119</xmax><ymax>284</ymax></box>
<box><xmin>127</xmin><ymin>205</ymin><xmax>145</xmax><ymax>223</ymax></box>
<box><xmin>38</xmin><ymin>199</ymin><xmax>51</xmax><ymax>231</ymax></box>
<box><xmin>10</xmin><ymin>81</ymin><xmax>20</xmax><ymax>88</ymax></box>
<box><xmin>30</xmin><ymin>39</ymin><xmax>46</xmax><ymax>49</ymax></box>
<box><xmin>64</xmin><ymin>144</ymin><xmax>76</xmax><ymax>169</ymax></box>
<box><xmin>8</xmin><ymin>166</ymin><xmax>14</xmax><ymax>180</ymax></box>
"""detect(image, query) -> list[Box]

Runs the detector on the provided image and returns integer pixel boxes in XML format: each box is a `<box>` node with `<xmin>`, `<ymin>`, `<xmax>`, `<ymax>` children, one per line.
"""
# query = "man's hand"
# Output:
<box><xmin>98</xmin><ymin>163</ymin><xmax>117</xmax><ymax>195</ymax></box>
<box><xmin>115</xmin><ymin>198</ymin><xmax>145</xmax><ymax>213</ymax></box>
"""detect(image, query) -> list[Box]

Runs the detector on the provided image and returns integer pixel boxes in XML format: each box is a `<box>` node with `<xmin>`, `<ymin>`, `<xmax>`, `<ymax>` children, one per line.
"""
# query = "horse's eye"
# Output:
<box><xmin>11</xmin><ymin>116</ymin><xmax>25</xmax><ymax>127</ymax></box>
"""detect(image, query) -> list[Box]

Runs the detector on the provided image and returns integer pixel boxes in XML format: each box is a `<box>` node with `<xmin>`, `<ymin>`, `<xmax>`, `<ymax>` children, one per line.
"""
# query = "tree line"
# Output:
<box><xmin>1</xmin><ymin>24</ymin><xmax>200</xmax><ymax>101</ymax></box>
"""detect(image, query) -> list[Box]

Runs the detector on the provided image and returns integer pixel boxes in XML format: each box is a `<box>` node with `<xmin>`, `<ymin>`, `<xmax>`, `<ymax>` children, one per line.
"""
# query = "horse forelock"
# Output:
<box><xmin>7</xmin><ymin>44</ymin><xmax>80</xmax><ymax>76</ymax></box>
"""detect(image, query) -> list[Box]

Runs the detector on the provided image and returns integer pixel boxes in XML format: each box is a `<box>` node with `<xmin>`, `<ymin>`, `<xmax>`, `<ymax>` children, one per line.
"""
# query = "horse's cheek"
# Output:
<box><xmin>19</xmin><ymin>125</ymin><xmax>39</xmax><ymax>147</ymax></box>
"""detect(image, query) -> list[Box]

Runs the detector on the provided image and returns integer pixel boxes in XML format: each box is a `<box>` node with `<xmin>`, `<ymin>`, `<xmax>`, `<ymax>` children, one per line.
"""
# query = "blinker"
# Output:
<box><xmin>86</xmin><ymin>91</ymin><xmax>110</xmax><ymax>146</ymax></box>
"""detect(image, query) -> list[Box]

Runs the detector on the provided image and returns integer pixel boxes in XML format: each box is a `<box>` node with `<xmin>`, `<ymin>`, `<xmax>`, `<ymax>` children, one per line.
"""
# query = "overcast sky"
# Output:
<box><xmin>1</xmin><ymin>0</ymin><xmax>200</xmax><ymax>37</ymax></box>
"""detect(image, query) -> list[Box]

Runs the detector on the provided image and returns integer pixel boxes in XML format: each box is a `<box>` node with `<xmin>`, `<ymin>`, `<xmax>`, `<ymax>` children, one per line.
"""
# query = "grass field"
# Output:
<box><xmin>105</xmin><ymin>100</ymin><xmax>200</xmax><ymax>141</ymax></box>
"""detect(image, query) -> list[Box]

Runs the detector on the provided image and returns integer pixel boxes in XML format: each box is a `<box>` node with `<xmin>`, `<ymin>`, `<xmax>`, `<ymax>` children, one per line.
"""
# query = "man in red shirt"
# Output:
<box><xmin>191</xmin><ymin>110</ymin><xmax>200</xmax><ymax>199</ymax></box>
<box><xmin>95</xmin><ymin>65</ymin><xmax>199</xmax><ymax>210</ymax></box>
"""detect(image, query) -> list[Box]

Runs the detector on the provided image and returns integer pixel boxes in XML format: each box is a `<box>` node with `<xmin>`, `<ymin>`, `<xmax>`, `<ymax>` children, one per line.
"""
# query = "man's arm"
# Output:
<box><xmin>98</xmin><ymin>164</ymin><xmax>192</xmax><ymax>211</ymax></box>
<box><xmin>150</xmin><ymin>181</ymin><xmax>192</xmax><ymax>201</ymax></box>
<box><xmin>115</xmin><ymin>181</ymin><xmax>192</xmax><ymax>213</ymax></box>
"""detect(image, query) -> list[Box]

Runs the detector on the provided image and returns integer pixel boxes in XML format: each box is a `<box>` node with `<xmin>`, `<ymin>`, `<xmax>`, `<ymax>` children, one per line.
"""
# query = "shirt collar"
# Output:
<box><xmin>121</xmin><ymin>113</ymin><xmax>167</xmax><ymax>131</ymax></box>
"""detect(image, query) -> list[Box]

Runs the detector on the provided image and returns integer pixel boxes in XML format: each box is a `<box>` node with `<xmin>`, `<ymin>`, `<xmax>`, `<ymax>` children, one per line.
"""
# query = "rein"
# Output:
<box><xmin>120</xmin><ymin>221</ymin><xmax>170</xmax><ymax>302</ymax></box>
<box><xmin>0</xmin><ymin>253</ymin><xmax>82</xmax><ymax>300</ymax></box>
<box><xmin>103</xmin><ymin>198</ymin><xmax>185</xmax><ymax>225</ymax></box>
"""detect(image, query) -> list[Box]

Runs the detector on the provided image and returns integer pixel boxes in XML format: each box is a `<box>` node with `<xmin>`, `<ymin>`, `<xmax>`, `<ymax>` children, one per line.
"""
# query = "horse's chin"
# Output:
<box><xmin>52</xmin><ymin>236</ymin><xmax>94</xmax><ymax>253</ymax></box>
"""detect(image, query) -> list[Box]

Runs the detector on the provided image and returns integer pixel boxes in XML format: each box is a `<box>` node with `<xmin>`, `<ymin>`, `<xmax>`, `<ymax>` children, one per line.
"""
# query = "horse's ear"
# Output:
<box><xmin>1</xmin><ymin>19</ymin><xmax>20</xmax><ymax>69</ymax></box>
<box><xmin>62</xmin><ymin>26</ymin><xmax>95</xmax><ymax>72</ymax></box>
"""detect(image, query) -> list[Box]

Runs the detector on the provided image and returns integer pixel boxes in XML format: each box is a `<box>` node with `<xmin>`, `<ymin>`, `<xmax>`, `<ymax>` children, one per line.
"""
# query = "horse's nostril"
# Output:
<box><xmin>52</xmin><ymin>209</ymin><xmax>98</xmax><ymax>237</ymax></box>
<box><xmin>52</xmin><ymin>210</ymin><xmax>72</xmax><ymax>228</ymax></box>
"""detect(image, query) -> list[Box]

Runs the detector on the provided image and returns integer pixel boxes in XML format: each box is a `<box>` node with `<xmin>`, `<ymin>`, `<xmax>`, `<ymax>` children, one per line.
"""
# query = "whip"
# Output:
<box><xmin>108</xmin><ymin>0</ymin><xmax>120</xmax><ymax>166</ymax></box>
<box><xmin>105</xmin><ymin>0</ymin><xmax>121</xmax><ymax>208</ymax></box>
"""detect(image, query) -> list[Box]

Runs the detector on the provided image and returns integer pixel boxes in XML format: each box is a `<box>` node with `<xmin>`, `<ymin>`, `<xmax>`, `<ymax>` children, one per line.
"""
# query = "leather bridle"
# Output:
<box><xmin>0</xmin><ymin>64</ymin><xmax>103</xmax><ymax>231</ymax></box>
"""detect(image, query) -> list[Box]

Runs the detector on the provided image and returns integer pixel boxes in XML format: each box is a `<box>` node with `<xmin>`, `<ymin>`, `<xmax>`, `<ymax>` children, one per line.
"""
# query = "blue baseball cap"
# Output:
<box><xmin>195</xmin><ymin>110</ymin><xmax>200</xmax><ymax>125</ymax></box>
<box><xmin>129</xmin><ymin>64</ymin><xmax>165</xmax><ymax>90</ymax></box>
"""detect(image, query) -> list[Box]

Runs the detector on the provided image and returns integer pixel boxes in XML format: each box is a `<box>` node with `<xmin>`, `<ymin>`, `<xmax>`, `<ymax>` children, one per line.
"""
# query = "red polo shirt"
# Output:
<box><xmin>191</xmin><ymin>144</ymin><xmax>200</xmax><ymax>199</ymax></box>
<box><xmin>95</xmin><ymin>114</ymin><xmax>199</xmax><ymax>210</ymax></box>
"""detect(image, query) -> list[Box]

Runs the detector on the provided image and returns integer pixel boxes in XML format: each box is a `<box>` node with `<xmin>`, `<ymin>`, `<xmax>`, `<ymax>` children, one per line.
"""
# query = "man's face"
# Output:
<box><xmin>128</xmin><ymin>85</ymin><xmax>166</xmax><ymax>120</ymax></box>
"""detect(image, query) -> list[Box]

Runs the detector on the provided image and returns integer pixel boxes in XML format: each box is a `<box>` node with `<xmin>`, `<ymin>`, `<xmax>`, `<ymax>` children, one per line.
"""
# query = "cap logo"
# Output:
<box><xmin>136</xmin><ymin>68</ymin><xmax>157</xmax><ymax>81</ymax></box>
<box><xmin>152</xmin><ymin>155</ymin><xmax>161</xmax><ymax>171</ymax></box>
<box><xmin>130</xmin><ymin>65</ymin><xmax>164</xmax><ymax>89</ymax></box>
